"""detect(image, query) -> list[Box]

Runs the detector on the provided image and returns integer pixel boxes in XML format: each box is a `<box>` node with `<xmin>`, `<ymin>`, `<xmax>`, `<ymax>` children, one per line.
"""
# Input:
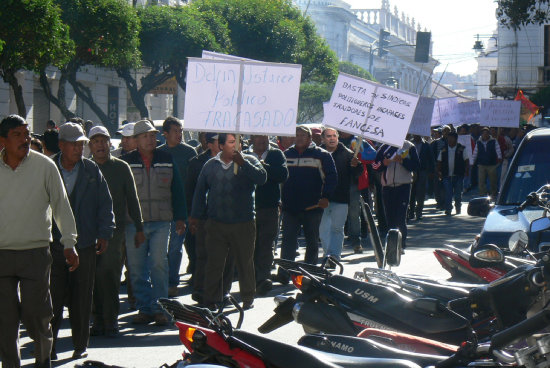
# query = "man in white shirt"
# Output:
<box><xmin>437</xmin><ymin>132</ymin><xmax>469</xmax><ymax>216</ymax></box>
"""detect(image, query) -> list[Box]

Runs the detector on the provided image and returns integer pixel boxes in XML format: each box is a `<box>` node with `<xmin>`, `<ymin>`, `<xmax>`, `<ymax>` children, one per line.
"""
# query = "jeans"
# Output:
<box><xmin>442</xmin><ymin>176</ymin><xmax>464</xmax><ymax>213</ymax></box>
<box><xmin>167</xmin><ymin>221</ymin><xmax>187</xmax><ymax>288</ymax></box>
<box><xmin>281</xmin><ymin>210</ymin><xmax>323</xmax><ymax>265</ymax></box>
<box><xmin>346</xmin><ymin>185</ymin><xmax>361</xmax><ymax>246</ymax></box>
<box><xmin>382</xmin><ymin>184</ymin><xmax>411</xmax><ymax>249</ymax></box>
<box><xmin>125</xmin><ymin>221</ymin><xmax>170</xmax><ymax>315</ymax></box>
<box><xmin>320</xmin><ymin>202</ymin><xmax>349</xmax><ymax>260</ymax></box>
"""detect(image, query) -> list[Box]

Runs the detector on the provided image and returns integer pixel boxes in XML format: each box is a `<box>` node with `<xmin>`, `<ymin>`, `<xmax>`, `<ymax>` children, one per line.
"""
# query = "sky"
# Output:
<box><xmin>345</xmin><ymin>0</ymin><xmax>499</xmax><ymax>76</ymax></box>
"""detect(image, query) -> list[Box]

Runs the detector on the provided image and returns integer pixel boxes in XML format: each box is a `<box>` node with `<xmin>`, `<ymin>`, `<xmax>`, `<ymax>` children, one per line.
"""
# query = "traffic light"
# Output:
<box><xmin>415</xmin><ymin>31</ymin><xmax>431</xmax><ymax>63</ymax></box>
<box><xmin>378</xmin><ymin>29</ymin><xmax>390</xmax><ymax>57</ymax></box>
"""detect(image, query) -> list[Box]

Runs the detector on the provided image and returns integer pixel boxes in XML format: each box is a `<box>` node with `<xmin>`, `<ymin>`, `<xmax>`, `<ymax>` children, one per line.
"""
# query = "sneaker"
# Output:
<box><xmin>354</xmin><ymin>245</ymin><xmax>364</xmax><ymax>254</ymax></box>
<box><xmin>445</xmin><ymin>210</ymin><xmax>452</xmax><ymax>216</ymax></box>
<box><xmin>272</xmin><ymin>272</ymin><xmax>290</xmax><ymax>285</ymax></box>
<box><xmin>154</xmin><ymin>313</ymin><xmax>170</xmax><ymax>326</ymax></box>
<box><xmin>243</xmin><ymin>301</ymin><xmax>254</xmax><ymax>310</ymax></box>
<box><xmin>132</xmin><ymin>312</ymin><xmax>154</xmax><ymax>325</ymax></box>
<box><xmin>168</xmin><ymin>286</ymin><xmax>178</xmax><ymax>297</ymax></box>
<box><xmin>72</xmin><ymin>349</ymin><xmax>88</xmax><ymax>359</ymax></box>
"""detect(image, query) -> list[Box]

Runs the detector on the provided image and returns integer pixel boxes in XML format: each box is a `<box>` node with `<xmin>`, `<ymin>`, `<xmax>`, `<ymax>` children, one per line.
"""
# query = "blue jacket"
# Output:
<box><xmin>52</xmin><ymin>153</ymin><xmax>115</xmax><ymax>249</ymax></box>
<box><xmin>282</xmin><ymin>143</ymin><xmax>338</xmax><ymax>213</ymax></box>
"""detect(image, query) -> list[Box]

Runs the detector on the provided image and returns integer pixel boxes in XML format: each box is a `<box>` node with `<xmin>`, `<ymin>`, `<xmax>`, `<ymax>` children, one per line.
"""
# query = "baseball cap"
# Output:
<box><xmin>89</xmin><ymin>125</ymin><xmax>110</xmax><ymax>139</ymax></box>
<box><xmin>296</xmin><ymin>125</ymin><xmax>312</xmax><ymax>136</ymax></box>
<box><xmin>133</xmin><ymin>120</ymin><xmax>158</xmax><ymax>137</ymax></box>
<box><xmin>205</xmin><ymin>133</ymin><xmax>219</xmax><ymax>143</ymax></box>
<box><xmin>59</xmin><ymin>122</ymin><xmax>89</xmax><ymax>142</ymax></box>
<box><xmin>117</xmin><ymin>122</ymin><xmax>135</xmax><ymax>137</ymax></box>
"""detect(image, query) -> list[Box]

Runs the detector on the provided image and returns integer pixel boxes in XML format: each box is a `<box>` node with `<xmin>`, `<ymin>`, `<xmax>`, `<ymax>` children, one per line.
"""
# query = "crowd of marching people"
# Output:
<box><xmin>0</xmin><ymin>113</ymin><xmax>537</xmax><ymax>368</ymax></box>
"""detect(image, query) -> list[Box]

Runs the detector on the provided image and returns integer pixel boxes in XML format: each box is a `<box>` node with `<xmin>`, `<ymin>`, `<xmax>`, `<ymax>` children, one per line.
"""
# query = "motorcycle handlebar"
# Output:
<box><xmin>490</xmin><ymin>309</ymin><xmax>550</xmax><ymax>350</ymax></box>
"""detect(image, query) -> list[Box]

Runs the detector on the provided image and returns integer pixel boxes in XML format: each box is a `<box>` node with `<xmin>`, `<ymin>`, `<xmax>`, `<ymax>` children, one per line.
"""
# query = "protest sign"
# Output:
<box><xmin>480</xmin><ymin>99</ymin><xmax>521</xmax><ymax>128</ymax></box>
<box><xmin>183</xmin><ymin>58</ymin><xmax>302</xmax><ymax>136</ymax></box>
<box><xmin>431</xmin><ymin>97</ymin><xmax>459</xmax><ymax>126</ymax></box>
<box><xmin>458</xmin><ymin>134</ymin><xmax>474</xmax><ymax>165</ymax></box>
<box><xmin>202</xmin><ymin>50</ymin><xmax>255</xmax><ymax>61</ymax></box>
<box><xmin>409</xmin><ymin>96</ymin><xmax>435</xmax><ymax>137</ymax></box>
<box><xmin>322</xmin><ymin>73</ymin><xmax>419</xmax><ymax>147</ymax></box>
<box><xmin>458</xmin><ymin>100</ymin><xmax>480</xmax><ymax>123</ymax></box>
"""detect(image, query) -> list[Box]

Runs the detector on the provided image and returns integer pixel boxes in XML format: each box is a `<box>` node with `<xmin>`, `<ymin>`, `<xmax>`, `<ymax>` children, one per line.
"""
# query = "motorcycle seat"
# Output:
<box><xmin>399</xmin><ymin>277</ymin><xmax>470</xmax><ymax>302</ymax></box>
<box><xmin>232</xmin><ymin>330</ymin><xmax>422</xmax><ymax>368</ymax></box>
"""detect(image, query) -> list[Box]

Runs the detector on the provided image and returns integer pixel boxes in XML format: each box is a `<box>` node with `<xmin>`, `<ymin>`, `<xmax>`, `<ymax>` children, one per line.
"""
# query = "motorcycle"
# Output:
<box><xmin>158</xmin><ymin>296</ymin><xmax>550</xmax><ymax>368</ymax></box>
<box><xmin>260</xmin><ymin>242</ymin><xmax>550</xmax><ymax>349</ymax></box>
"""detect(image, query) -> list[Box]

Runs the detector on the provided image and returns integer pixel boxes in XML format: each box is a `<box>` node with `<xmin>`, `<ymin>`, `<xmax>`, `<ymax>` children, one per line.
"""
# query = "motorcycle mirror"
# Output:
<box><xmin>508</xmin><ymin>230</ymin><xmax>529</xmax><ymax>253</ymax></box>
<box><xmin>467</xmin><ymin>197</ymin><xmax>492</xmax><ymax>217</ymax></box>
<box><xmin>531</xmin><ymin>217</ymin><xmax>550</xmax><ymax>233</ymax></box>
<box><xmin>469</xmin><ymin>244</ymin><xmax>505</xmax><ymax>268</ymax></box>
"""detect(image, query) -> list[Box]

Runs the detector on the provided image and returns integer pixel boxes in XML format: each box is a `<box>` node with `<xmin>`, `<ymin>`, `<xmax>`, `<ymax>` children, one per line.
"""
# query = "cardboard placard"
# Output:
<box><xmin>431</xmin><ymin>97</ymin><xmax>459</xmax><ymax>126</ymax></box>
<box><xmin>480</xmin><ymin>99</ymin><xmax>521</xmax><ymax>128</ymax></box>
<box><xmin>458</xmin><ymin>100</ymin><xmax>480</xmax><ymax>124</ymax></box>
<box><xmin>183</xmin><ymin>58</ymin><xmax>302</xmax><ymax>136</ymax></box>
<box><xmin>322</xmin><ymin>73</ymin><xmax>419</xmax><ymax>147</ymax></box>
<box><xmin>409</xmin><ymin>96</ymin><xmax>435</xmax><ymax>137</ymax></box>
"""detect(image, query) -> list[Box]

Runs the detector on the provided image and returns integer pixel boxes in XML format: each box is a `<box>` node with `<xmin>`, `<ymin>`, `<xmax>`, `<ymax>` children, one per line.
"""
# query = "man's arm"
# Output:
<box><xmin>171</xmin><ymin>162</ymin><xmax>188</xmax><ymax>222</ymax></box>
<box><xmin>189</xmin><ymin>163</ymin><xmax>210</xmax><ymax>219</ymax></box>
<box><xmin>239</xmin><ymin>154</ymin><xmax>267</xmax><ymax>185</ymax></box>
<box><xmin>263</xmin><ymin>150</ymin><xmax>288</xmax><ymax>184</ymax></box>
<box><xmin>47</xmin><ymin>163</ymin><xmax>77</xmax><ymax>249</ymax></box>
<box><xmin>371</xmin><ymin>146</ymin><xmax>386</xmax><ymax>172</ymax></box>
<box><xmin>402</xmin><ymin>145</ymin><xmax>420</xmax><ymax>172</ymax></box>
<box><xmin>321</xmin><ymin>151</ymin><xmax>338</xmax><ymax>199</ymax></box>
<box><xmin>96</xmin><ymin>166</ymin><xmax>115</xmax><ymax>254</ymax></box>
<box><xmin>122</xmin><ymin>162</ymin><xmax>143</xmax><ymax>232</ymax></box>
<box><xmin>495</xmin><ymin>139</ymin><xmax>502</xmax><ymax>161</ymax></box>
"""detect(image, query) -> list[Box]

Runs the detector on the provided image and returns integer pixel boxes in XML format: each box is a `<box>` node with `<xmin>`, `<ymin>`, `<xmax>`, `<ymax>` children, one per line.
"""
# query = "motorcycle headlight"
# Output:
<box><xmin>508</xmin><ymin>230</ymin><xmax>529</xmax><ymax>253</ymax></box>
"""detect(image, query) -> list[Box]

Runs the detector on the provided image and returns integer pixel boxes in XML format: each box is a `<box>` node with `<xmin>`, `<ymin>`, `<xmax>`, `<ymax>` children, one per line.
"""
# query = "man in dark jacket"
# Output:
<box><xmin>409</xmin><ymin>135</ymin><xmax>435</xmax><ymax>220</ymax></box>
<box><xmin>472</xmin><ymin>127</ymin><xmax>502</xmax><ymax>197</ymax></box>
<box><xmin>278</xmin><ymin>126</ymin><xmax>337</xmax><ymax>279</ymax></box>
<box><xmin>437</xmin><ymin>132</ymin><xmax>469</xmax><ymax>216</ymax></box>
<box><xmin>319</xmin><ymin>128</ymin><xmax>362</xmax><ymax>260</ymax></box>
<box><xmin>121</xmin><ymin>120</ymin><xmax>187</xmax><ymax>326</ymax></box>
<box><xmin>373</xmin><ymin>140</ymin><xmax>420</xmax><ymax>250</ymax></box>
<box><xmin>50</xmin><ymin>122</ymin><xmax>115</xmax><ymax>359</ymax></box>
<box><xmin>246</xmin><ymin>135</ymin><xmax>288</xmax><ymax>295</ymax></box>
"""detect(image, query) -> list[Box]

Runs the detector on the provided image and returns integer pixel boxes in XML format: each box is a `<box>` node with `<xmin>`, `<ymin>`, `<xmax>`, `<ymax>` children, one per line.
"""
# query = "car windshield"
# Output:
<box><xmin>500</xmin><ymin>137</ymin><xmax>550</xmax><ymax>205</ymax></box>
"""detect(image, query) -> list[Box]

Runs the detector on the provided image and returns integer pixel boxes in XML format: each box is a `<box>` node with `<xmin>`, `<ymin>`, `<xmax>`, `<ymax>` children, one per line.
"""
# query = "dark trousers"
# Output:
<box><xmin>93</xmin><ymin>228</ymin><xmax>124</xmax><ymax>329</ymax></box>
<box><xmin>280</xmin><ymin>209</ymin><xmax>323</xmax><ymax>265</ymax></box>
<box><xmin>409</xmin><ymin>170</ymin><xmax>428</xmax><ymax>218</ymax></box>
<box><xmin>50</xmin><ymin>244</ymin><xmax>96</xmax><ymax>352</ymax></box>
<box><xmin>203</xmin><ymin>220</ymin><xmax>255</xmax><ymax>305</ymax></box>
<box><xmin>254</xmin><ymin>208</ymin><xmax>279</xmax><ymax>283</ymax></box>
<box><xmin>0</xmin><ymin>248</ymin><xmax>53</xmax><ymax>368</ymax></box>
<box><xmin>192</xmin><ymin>220</ymin><xmax>234</xmax><ymax>302</ymax></box>
<box><xmin>372</xmin><ymin>172</ymin><xmax>388</xmax><ymax>234</ymax></box>
<box><xmin>382</xmin><ymin>184</ymin><xmax>411</xmax><ymax>249</ymax></box>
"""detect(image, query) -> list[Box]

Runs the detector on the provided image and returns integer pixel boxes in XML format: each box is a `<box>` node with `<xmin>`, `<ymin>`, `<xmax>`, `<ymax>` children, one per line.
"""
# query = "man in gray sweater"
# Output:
<box><xmin>0</xmin><ymin>115</ymin><xmax>78</xmax><ymax>368</ymax></box>
<box><xmin>189</xmin><ymin>133</ymin><xmax>267</xmax><ymax>310</ymax></box>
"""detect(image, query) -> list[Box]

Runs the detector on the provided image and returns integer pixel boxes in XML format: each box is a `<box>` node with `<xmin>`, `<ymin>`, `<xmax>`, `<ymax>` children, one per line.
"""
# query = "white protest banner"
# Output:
<box><xmin>458</xmin><ymin>101</ymin><xmax>480</xmax><ymax>123</ymax></box>
<box><xmin>183</xmin><ymin>58</ymin><xmax>302</xmax><ymax>136</ymax></box>
<box><xmin>202</xmin><ymin>50</ymin><xmax>256</xmax><ymax>61</ymax></box>
<box><xmin>458</xmin><ymin>134</ymin><xmax>474</xmax><ymax>165</ymax></box>
<box><xmin>409</xmin><ymin>96</ymin><xmax>435</xmax><ymax>137</ymax></box>
<box><xmin>322</xmin><ymin>73</ymin><xmax>419</xmax><ymax>147</ymax></box>
<box><xmin>480</xmin><ymin>99</ymin><xmax>521</xmax><ymax>128</ymax></box>
<box><xmin>431</xmin><ymin>97</ymin><xmax>459</xmax><ymax>126</ymax></box>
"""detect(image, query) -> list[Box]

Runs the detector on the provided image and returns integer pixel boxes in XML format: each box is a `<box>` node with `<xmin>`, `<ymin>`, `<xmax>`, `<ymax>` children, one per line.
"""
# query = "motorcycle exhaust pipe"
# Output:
<box><xmin>293</xmin><ymin>302</ymin><xmax>357</xmax><ymax>335</ymax></box>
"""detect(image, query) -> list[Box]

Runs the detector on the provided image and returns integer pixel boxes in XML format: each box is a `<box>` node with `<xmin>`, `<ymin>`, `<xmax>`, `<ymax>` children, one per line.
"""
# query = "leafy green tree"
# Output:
<box><xmin>497</xmin><ymin>0</ymin><xmax>550</xmax><ymax>29</ymax></box>
<box><xmin>0</xmin><ymin>0</ymin><xmax>73</xmax><ymax>117</ymax></box>
<box><xmin>39</xmin><ymin>0</ymin><xmax>140</xmax><ymax>128</ymax></box>
<box><xmin>192</xmin><ymin>0</ymin><xmax>338</xmax><ymax>84</ymax></box>
<box><xmin>298</xmin><ymin>82</ymin><xmax>332</xmax><ymax>123</ymax></box>
<box><xmin>339</xmin><ymin>61</ymin><xmax>375</xmax><ymax>81</ymax></box>
<box><xmin>117</xmin><ymin>5</ymin><xmax>226</xmax><ymax>118</ymax></box>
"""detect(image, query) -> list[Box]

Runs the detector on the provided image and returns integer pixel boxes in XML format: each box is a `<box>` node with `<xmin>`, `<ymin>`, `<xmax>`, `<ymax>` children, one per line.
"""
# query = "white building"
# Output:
<box><xmin>475</xmin><ymin>32</ymin><xmax>498</xmax><ymax>100</ymax></box>
<box><xmin>293</xmin><ymin>0</ymin><xmax>438</xmax><ymax>95</ymax></box>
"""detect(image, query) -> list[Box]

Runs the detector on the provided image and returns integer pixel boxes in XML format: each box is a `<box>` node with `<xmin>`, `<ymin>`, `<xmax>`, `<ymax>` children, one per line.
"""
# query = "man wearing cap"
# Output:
<box><xmin>87</xmin><ymin>126</ymin><xmax>144</xmax><ymax>337</ymax></box>
<box><xmin>277</xmin><ymin>126</ymin><xmax>337</xmax><ymax>283</ymax></box>
<box><xmin>0</xmin><ymin>115</ymin><xmax>78</xmax><ymax>368</ymax></box>
<box><xmin>112</xmin><ymin>122</ymin><xmax>136</xmax><ymax>157</ymax></box>
<box><xmin>472</xmin><ymin>126</ymin><xmax>502</xmax><ymax>197</ymax></box>
<box><xmin>50</xmin><ymin>122</ymin><xmax>115</xmax><ymax>360</ymax></box>
<box><xmin>158</xmin><ymin>117</ymin><xmax>197</xmax><ymax>297</ymax></box>
<box><xmin>121</xmin><ymin>120</ymin><xmax>187</xmax><ymax>325</ymax></box>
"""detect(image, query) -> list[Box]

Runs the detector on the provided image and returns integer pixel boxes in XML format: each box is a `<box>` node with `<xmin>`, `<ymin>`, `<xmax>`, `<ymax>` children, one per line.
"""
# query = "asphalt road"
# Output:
<box><xmin>18</xmin><ymin>197</ymin><xmax>486</xmax><ymax>368</ymax></box>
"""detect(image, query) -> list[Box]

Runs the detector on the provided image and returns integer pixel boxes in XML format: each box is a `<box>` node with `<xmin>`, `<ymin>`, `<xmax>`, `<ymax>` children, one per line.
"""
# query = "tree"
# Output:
<box><xmin>297</xmin><ymin>82</ymin><xmax>332</xmax><ymax>123</ymax></box>
<box><xmin>497</xmin><ymin>0</ymin><xmax>550</xmax><ymax>29</ymax></box>
<box><xmin>338</xmin><ymin>61</ymin><xmax>375</xmax><ymax>81</ymax></box>
<box><xmin>192</xmin><ymin>0</ymin><xmax>338</xmax><ymax>84</ymax></box>
<box><xmin>0</xmin><ymin>0</ymin><xmax>73</xmax><ymax>117</ymax></box>
<box><xmin>117</xmin><ymin>5</ymin><xmax>226</xmax><ymax>118</ymax></box>
<box><xmin>40</xmin><ymin>0</ymin><xmax>140</xmax><ymax>128</ymax></box>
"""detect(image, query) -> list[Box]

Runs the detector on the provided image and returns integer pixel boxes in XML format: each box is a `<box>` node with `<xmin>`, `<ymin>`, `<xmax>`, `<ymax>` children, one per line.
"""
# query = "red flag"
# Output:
<box><xmin>514</xmin><ymin>90</ymin><xmax>539</xmax><ymax>123</ymax></box>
